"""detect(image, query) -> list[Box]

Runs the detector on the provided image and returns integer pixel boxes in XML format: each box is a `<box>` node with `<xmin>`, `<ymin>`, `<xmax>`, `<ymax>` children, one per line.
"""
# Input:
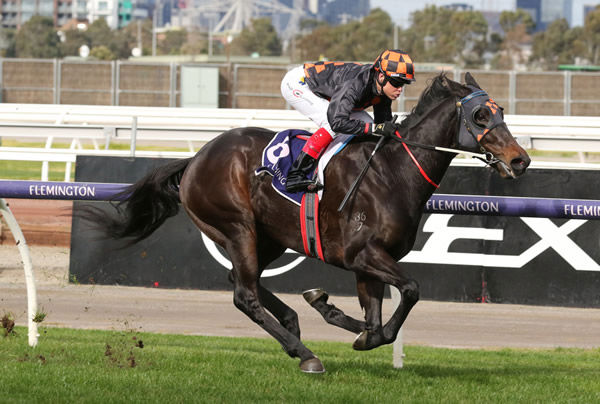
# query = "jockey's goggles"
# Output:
<box><xmin>387</xmin><ymin>77</ymin><xmax>411</xmax><ymax>88</ymax></box>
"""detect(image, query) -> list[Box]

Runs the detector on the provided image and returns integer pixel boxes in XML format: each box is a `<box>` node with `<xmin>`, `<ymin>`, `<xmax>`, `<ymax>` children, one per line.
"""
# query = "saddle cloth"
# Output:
<box><xmin>255</xmin><ymin>129</ymin><xmax>354</xmax><ymax>206</ymax></box>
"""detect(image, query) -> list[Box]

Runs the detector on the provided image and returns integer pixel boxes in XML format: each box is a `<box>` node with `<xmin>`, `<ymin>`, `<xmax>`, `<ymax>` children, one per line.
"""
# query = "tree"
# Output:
<box><xmin>111</xmin><ymin>28</ymin><xmax>135</xmax><ymax>59</ymax></box>
<box><xmin>180</xmin><ymin>29</ymin><xmax>209</xmax><ymax>55</ymax></box>
<box><xmin>121</xmin><ymin>19</ymin><xmax>153</xmax><ymax>56</ymax></box>
<box><xmin>296</xmin><ymin>8</ymin><xmax>395</xmax><ymax>62</ymax></box>
<box><xmin>159</xmin><ymin>29</ymin><xmax>188</xmax><ymax>55</ymax></box>
<box><xmin>451</xmin><ymin>10</ymin><xmax>488</xmax><ymax>67</ymax></box>
<box><xmin>14</xmin><ymin>16</ymin><xmax>61</xmax><ymax>58</ymax></box>
<box><xmin>299</xmin><ymin>18</ymin><xmax>328</xmax><ymax>31</ymax></box>
<box><xmin>403</xmin><ymin>6</ymin><xmax>456</xmax><ymax>62</ymax></box>
<box><xmin>296</xmin><ymin>24</ymin><xmax>336</xmax><ymax>61</ymax></box>
<box><xmin>0</xmin><ymin>28</ymin><xmax>17</xmax><ymax>57</ymax></box>
<box><xmin>583</xmin><ymin>5</ymin><xmax>600</xmax><ymax>64</ymax></box>
<box><xmin>493</xmin><ymin>9</ymin><xmax>535</xmax><ymax>69</ymax></box>
<box><xmin>348</xmin><ymin>8</ymin><xmax>395</xmax><ymax>61</ymax></box>
<box><xmin>90</xmin><ymin>45</ymin><xmax>114</xmax><ymax>60</ymax></box>
<box><xmin>530</xmin><ymin>19</ymin><xmax>585</xmax><ymax>69</ymax></box>
<box><xmin>229</xmin><ymin>18</ymin><xmax>282</xmax><ymax>56</ymax></box>
<box><xmin>84</xmin><ymin>18</ymin><xmax>134</xmax><ymax>60</ymax></box>
<box><xmin>87</xmin><ymin>19</ymin><xmax>114</xmax><ymax>50</ymax></box>
<box><xmin>60</xmin><ymin>28</ymin><xmax>89</xmax><ymax>57</ymax></box>
<box><xmin>397</xmin><ymin>6</ymin><xmax>488</xmax><ymax>67</ymax></box>
<box><xmin>499</xmin><ymin>9</ymin><xmax>535</xmax><ymax>33</ymax></box>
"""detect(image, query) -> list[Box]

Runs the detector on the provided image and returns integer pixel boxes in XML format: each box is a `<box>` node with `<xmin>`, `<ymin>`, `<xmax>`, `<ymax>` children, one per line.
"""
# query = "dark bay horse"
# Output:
<box><xmin>85</xmin><ymin>72</ymin><xmax>530</xmax><ymax>373</ymax></box>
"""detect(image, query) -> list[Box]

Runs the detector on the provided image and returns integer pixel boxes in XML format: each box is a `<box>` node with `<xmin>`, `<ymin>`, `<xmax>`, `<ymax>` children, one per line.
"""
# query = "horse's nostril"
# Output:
<box><xmin>511</xmin><ymin>156</ymin><xmax>531</xmax><ymax>174</ymax></box>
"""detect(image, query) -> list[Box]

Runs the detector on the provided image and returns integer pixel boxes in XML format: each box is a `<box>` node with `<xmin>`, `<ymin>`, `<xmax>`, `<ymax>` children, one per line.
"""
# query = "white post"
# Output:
<box><xmin>42</xmin><ymin>136</ymin><xmax>54</xmax><ymax>181</ymax></box>
<box><xmin>390</xmin><ymin>285</ymin><xmax>404</xmax><ymax>368</ymax></box>
<box><xmin>130</xmin><ymin>116</ymin><xmax>138</xmax><ymax>157</ymax></box>
<box><xmin>65</xmin><ymin>138</ymin><xmax>82</xmax><ymax>182</ymax></box>
<box><xmin>0</xmin><ymin>198</ymin><xmax>38</xmax><ymax>347</ymax></box>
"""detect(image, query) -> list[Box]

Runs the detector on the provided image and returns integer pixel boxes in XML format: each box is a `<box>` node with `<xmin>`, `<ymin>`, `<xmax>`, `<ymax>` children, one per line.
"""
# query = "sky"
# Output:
<box><xmin>370</xmin><ymin>0</ymin><xmax>517</xmax><ymax>28</ymax></box>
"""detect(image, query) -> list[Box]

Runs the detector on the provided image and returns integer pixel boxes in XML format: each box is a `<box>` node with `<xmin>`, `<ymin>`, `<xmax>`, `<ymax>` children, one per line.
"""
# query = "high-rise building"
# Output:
<box><xmin>571</xmin><ymin>0</ymin><xmax>600</xmax><ymax>26</ymax></box>
<box><xmin>117</xmin><ymin>0</ymin><xmax>151</xmax><ymax>28</ymax></box>
<box><xmin>1</xmin><ymin>0</ymin><xmax>87</xmax><ymax>29</ymax></box>
<box><xmin>88</xmin><ymin>0</ymin><xmax>119</xmax><ymax>28</ymax></box>
<box><xmin>517</xmin><ymin>0</ymin><xmax>573</xmax><ymax>31</ymax></box>
<box><xmin>88</xmin><ymin>0</ymin><xmax>151</xmax><ymax>29</ymax></box>
<box><xmin>318</xmin><ymin>0</ymin><xmax>370</xmax><ymax>25</ymax></box>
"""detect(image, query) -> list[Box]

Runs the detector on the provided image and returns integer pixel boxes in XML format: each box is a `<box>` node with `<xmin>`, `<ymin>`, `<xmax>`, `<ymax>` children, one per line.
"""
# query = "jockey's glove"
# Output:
<box><xmin>373</xmin><ymin>121</ymin><xmax>398</xmax><ymax>137</ymax></box>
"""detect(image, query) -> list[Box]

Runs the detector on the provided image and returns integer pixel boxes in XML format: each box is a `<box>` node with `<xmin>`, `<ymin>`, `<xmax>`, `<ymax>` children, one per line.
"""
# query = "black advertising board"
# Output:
<box><xmin>70</xmin><ymin>156</ymin><xmax>600</xmax><ymax>307</ymax></box>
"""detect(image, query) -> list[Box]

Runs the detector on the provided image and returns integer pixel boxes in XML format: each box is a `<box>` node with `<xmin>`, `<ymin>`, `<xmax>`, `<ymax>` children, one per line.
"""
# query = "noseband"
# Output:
<box><xmin>338</xmin><ymin>87</ymin><xmax>512</xmax><ymax>211</ymax></box>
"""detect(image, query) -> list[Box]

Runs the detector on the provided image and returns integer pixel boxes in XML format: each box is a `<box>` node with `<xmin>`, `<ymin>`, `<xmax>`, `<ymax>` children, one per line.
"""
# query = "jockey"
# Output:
<box><xmin>280</xmin><ymin>49</ymin><xmax>415</xmax><ymax>193</ymax></box>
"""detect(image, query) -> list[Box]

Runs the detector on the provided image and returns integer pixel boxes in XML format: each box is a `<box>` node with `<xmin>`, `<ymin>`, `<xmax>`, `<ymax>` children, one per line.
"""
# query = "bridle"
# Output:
<box><xmin>454</xmin><ymin>86</ymin><xmax>506</xmax><ymax>165</ymax></box>
<box><xmin>337</xmin><ymin>87</ymin><xmax>512</xmax><ymax>212</ymax></box>
<box><xmin>387</xmin><ymin>86</ymin><xmax>511</xmax><ymax>167</ymax></box>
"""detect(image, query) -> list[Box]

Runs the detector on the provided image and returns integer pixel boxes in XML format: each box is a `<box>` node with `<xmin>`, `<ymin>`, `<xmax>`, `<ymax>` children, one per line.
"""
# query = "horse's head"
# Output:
<box><xmin>444</xmin><ymin>73</ymin><xmax>530</xmax><ymax>178</ymax></box>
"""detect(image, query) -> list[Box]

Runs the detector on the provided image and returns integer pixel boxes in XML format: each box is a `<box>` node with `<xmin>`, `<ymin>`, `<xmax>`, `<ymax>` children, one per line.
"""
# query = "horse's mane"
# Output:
<box><xmin>399</xmin><ymin>72</ymin><xmax>461</xmax><ymax>130</ymax></box>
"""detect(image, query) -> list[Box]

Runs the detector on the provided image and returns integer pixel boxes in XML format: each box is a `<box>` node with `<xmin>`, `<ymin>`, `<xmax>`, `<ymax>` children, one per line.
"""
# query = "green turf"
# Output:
<box><xmin>1</xmin><ymin>140</ymin><xmax>193</xmax><ymax>181</ymax></box>
<box><xmin>1</xmin><ymin>326</ymin><xmax>599</xmax><ymax>403</ymax></box>
<box><xmin>0</xmin><ymin>160</ymin><xmax>74</xmax><ymax>181</ymax></box>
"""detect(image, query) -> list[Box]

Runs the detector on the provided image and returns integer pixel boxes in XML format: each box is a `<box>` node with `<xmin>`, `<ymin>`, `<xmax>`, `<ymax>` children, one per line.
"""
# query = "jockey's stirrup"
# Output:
<box><xmin>285</xmin><ymin>151</ymin><xmax>318</xmax><ymax>193</ymax></box>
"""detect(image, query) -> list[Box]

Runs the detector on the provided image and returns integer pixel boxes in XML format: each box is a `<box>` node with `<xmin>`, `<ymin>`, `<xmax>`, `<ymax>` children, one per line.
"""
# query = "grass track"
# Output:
<box><xmin>1</xmin><ymin>327</ymin><xmax>599</xmax><ymax>403</ymax></box>
<box><xmin>0</xmin><ymin>140</ymin><xmax>192</xmax><ymax>181</ymax></box>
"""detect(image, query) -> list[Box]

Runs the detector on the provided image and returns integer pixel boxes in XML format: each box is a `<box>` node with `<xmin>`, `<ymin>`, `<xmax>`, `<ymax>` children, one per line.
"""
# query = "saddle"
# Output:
<box><xmin>255</xmin><ymin>129</ymin><xmax>354</xmax><ymax>260</ymax></box>
<box><xmin>255</xmin><ymin>129</ymin><xmax>353</xmax><ymax>206</ymax></box>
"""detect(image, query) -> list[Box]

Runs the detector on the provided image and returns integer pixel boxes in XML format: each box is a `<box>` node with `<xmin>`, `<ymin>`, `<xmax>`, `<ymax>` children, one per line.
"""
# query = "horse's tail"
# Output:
<box><xmin>80</xmin><ymin>157</ymin><xmax>192</xmax><ymax>244</ymax></box>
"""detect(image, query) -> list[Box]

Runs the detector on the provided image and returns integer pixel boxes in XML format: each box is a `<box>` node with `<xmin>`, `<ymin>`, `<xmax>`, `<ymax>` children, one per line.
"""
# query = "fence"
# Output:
<box><xmin>2</xmin><ymin>104</ymin><xmax>600</xmax><ymax>183</ymax></box>
<box><xmin>3</xmin><ymin>177</ymin><xmax>600</xmax><ymax>361</ymax></box>
<box><xmin>2</xmin><ymin>58</ymin><xmax>600</xmax><ymax>115</ymax></box>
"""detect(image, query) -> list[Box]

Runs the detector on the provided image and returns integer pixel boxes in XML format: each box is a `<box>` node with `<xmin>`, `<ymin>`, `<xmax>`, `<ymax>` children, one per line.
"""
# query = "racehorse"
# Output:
<box><xmin>83</xmin><ymin>72</ymin><xmax>530</xmax><ymax>373</ymax></box>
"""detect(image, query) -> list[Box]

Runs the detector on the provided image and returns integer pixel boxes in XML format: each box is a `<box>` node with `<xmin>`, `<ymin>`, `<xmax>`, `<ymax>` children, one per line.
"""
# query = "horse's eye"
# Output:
<box><xmin>473</xmin><ymin>107</ymin><xmax>491</xmax><ymax>128</ymax></box>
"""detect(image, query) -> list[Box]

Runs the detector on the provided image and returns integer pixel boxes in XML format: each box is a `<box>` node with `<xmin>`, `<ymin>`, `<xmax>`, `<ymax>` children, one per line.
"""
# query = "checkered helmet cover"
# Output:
<box><xmin>373</xmin><ymin>49</ymin><xmax>415</xmax><ymax>82</ymax></box>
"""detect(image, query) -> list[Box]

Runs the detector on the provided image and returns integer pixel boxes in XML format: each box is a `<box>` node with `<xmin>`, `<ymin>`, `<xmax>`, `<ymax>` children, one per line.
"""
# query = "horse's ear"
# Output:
<box><xmin>464</xmin><ymin>72</ymin><xmax>481</xmax><ymax>89</ymax></box>
<box><xmin>441</xmin><ymin>74</ymin><xmax>464</xmax><ymax>93</ymax></box>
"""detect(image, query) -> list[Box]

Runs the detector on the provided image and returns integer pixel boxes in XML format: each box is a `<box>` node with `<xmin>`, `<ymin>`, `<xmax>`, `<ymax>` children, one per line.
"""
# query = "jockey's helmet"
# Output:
<box><xmin>373</xmin><ymin>49</ymin><xmax>415</xmax><ymax>86</ymax></box>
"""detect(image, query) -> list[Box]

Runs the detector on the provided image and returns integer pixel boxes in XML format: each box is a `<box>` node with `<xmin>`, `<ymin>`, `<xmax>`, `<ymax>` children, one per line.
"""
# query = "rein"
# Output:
<box><xmin>386</xmin><ymin>132</ymin><xmax>499</xmax><ymax>168</ymax></box>
<box><xmin>337</xmin><ymin>90</ymin><xmax>508</xmax><ymax>212</ymax></box>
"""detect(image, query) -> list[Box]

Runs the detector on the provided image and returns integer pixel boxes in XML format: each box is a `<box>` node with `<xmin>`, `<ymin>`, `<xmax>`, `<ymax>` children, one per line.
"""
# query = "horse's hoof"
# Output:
<box><xmin>353</xmin><ymin>330</ymin><xmax>384</xmax><ymax>351</ymax></box>
<box><xmin>352</xmin><ymin>330</ymin><xmax>370</xmax><ymax>351</ymax></box>
<box><xmin>300</xmin><ymin>357</ymin><xmax>326</xmax><ymax>374</ymax></box>
<box><xmin>303</xmin><ymin>288</ymin><xmax>328</xmax><ymax>306</ymax></box>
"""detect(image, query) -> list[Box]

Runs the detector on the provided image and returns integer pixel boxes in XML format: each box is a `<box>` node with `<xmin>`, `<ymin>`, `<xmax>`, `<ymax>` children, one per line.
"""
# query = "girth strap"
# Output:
<box><xmin>300</xmin><ymin>193</ymin><xmax>325</xmax><ymax>260</ymax></box>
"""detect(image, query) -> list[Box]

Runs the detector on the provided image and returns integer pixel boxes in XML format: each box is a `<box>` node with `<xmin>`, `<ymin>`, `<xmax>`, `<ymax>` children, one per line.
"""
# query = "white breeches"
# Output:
<box><xmin>280</xmin><ymin>66</ymin><xmax>372</xmax><ymax>139</ymax></box>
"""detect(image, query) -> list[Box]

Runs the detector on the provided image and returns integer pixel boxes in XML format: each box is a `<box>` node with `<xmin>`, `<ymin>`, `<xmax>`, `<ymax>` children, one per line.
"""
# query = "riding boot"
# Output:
<box><xmin>285</xmin><ymin>127</ymin><xmax>334</xmax><ymax>193</ymax></box>
<box><xmin>285</xmin><ymin>151</ymin><xmax>318</xmax><ymax>193</ymax></box>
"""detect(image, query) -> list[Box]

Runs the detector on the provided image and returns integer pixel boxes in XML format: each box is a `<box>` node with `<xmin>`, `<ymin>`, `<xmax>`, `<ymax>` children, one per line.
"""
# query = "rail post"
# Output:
<box><xmin>0</xmin><ymin>198</ymin><xmax>38</xmax><ymax>347</ymax></box>
<box><xmin>390</xmin><ymin>286</ymin><xmax>404</xmax><ymax>368</ymax></box>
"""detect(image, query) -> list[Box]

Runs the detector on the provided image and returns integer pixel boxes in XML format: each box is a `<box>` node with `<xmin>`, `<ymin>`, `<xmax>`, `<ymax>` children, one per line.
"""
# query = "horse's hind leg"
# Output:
<box><xmin>256</xmin><ymin>242</ymin><xmax>301</xmax><ymax>339</ymax></box>
<box><xmin>302</xmin><ymin>288</ymin><xmax>365</xmax><ymax>334</ymax></box>
<box><xmin>230</xmin><ymin>241</ymin><xmax>301</xmax><ymax>339</ymax></box>
<box><xmin>258</xmin><ymin>285</ymin><xmax>300</xmax><ymax>339</ymax></box>
<box><xmin>228</xmin><ymin>274</ymin><xmax>301</xmax><ymax>340</ymax></box>
<box><xmin>228</xmin><ymin>232</ymin><xmax>324</xmax><ymax>373</ymax></box>
<box><xmin>302</xmin><ymin>274</ymin><xmax>383</xmax><ymax>336</ymax></box>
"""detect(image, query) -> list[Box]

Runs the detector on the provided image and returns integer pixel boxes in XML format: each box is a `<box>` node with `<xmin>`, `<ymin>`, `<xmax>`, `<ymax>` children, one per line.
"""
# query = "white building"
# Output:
<box><xmin>87</xmin><ymin>0</ymin><xmax>119</xmax><ymax>29</ymax></box>
<box><xmin>570</xmin><ymin>0</ymin><xmax>600</xmax><ymax>27</ymax></box>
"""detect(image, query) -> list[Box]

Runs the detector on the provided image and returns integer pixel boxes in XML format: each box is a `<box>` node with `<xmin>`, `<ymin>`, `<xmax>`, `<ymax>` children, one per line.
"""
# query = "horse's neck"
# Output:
<box><xmin>390</xmin><ymin>99</ymin><xmax>458</xmax><ymax>198</ymax></box>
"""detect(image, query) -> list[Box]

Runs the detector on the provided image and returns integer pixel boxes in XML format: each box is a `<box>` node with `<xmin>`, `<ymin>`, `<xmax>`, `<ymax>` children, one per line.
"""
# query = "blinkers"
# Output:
<box><xmin>456</xmin><ymin>86</ymin><xmax>505</xmax><ymax>152</ymax></box>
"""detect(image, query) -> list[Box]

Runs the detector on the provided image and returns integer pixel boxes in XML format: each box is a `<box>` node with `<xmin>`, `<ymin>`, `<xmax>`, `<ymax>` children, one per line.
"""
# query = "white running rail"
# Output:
<box><xmin>0</xmin><ymin>198</ymin><xmax>38</xmax><ymax>347</ymax></box>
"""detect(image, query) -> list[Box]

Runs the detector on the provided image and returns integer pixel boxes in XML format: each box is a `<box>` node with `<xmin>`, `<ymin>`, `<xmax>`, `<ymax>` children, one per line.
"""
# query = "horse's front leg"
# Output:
<box><xmin>352</xmin><ymin>275</ymin><xmax>385</xmax><ymax>350</ymax></box>
<box><xmin>349</xmin><ymin>242</ymin><xmax>420</xmax><ymax>351</ymax></box>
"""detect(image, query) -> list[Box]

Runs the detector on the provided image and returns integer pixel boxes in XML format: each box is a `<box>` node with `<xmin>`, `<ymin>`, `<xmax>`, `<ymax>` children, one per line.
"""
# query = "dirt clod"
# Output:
<box><xmin>1</xmin><ymin>314</ymin><xmax>15</xmax><ymax>336</ymax></box>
